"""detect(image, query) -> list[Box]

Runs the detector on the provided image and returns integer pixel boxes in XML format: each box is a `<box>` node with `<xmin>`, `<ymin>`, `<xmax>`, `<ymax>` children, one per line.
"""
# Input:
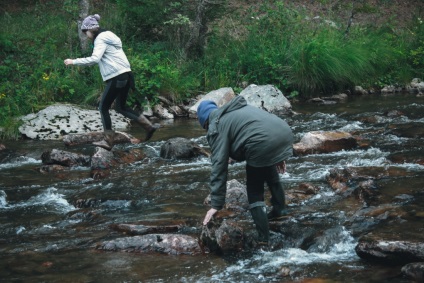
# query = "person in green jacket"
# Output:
<box><xmin>197</xmin><ymin>96</ymin><xmax>293</xmax><ymax>245</ymax></box>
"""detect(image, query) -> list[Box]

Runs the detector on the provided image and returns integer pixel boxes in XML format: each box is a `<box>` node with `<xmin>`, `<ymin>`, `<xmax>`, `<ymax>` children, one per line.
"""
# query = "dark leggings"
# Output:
<box><xmin>99</xmin><ymin>72</ymin><xmax>140</xmax><ymax>131</ymax></box>
<box><xmin>246</xmin><ymin>164</ymin><xmax>280</xmax><ymax>204</ymax></box>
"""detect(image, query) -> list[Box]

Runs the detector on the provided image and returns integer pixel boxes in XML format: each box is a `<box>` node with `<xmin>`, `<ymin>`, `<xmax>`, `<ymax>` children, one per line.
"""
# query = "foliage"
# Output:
<box><xmin>127</xmin><ymin>48</ymin><xmax>199</xmax><ymax>104</ymax></box>
<box><xmin>1</xmin><ymin>0</ymin><xmax>423</xmax><ymax>140</ymax></box>
<box><xmin>115</xmin><ymin>0</ymin><xmax>192</xmax><ymax>40</ymax></box>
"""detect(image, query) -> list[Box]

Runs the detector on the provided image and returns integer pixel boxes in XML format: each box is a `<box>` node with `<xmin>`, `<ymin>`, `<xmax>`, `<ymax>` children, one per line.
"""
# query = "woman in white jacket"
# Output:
<box><xmin>64</xmin><ymin>14</ymin><xmax>158</xmax><ymax>150</ymax></box>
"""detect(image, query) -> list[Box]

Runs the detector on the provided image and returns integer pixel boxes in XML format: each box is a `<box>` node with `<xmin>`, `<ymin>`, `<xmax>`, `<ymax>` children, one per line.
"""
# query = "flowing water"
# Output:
<box><xmin>0</xmin><ymin>93</ymin><xmax>423</xmax><ymax>282</ymax></box>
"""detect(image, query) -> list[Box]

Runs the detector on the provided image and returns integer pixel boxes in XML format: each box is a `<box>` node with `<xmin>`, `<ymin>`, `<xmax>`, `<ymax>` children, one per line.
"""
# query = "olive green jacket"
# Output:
<box><xmin>206</xmin><ymin>96</ymin><xmax>293</xmax><ymax>209</ymax></box>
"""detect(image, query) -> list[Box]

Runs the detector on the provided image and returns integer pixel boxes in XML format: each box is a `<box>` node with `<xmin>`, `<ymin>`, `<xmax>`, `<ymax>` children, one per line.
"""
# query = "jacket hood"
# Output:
<box><xmin>217</xmin><ymin>96</ymin><xmax>247</xmax><ymax>119</ymax></box>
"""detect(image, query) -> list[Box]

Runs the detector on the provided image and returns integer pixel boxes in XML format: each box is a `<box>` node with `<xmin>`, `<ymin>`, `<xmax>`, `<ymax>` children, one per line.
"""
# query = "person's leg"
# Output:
<box><xmin>246</xmin><ymin>164</ymin><xmax>269</xmax><ymax>244</ymax></box>
<box><xmin>99</xmin><ymin>80</ymin><xmax>117</xmax><ymax>131</ymax></box>
<box><xmin>114</xmin><ymin>73</ymin><xmax>159</xmax><ymax>141</ymax></box>
<box><xmin>114</xmin><ymin>73</ymin><xmax>139</xmax><ymax>121</ymax></box>
<box><xmin>94</xmin><ymin>78</ymin><xmax>120</xmax><ymax>150</ymax></box>
<box><xmin>265</xmin><ymin>165</ymin><xmax>287</xmax><ymax>220</ymax></box>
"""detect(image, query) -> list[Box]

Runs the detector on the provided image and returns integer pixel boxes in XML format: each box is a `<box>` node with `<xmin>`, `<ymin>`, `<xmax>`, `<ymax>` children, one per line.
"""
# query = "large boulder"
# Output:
<box><xmin>239</xmin><ymin>84</ymin><xmax>292</xmax><ymax>116</ymax></box>
<box><xmin>189</xmin><ymin>87</ymin><xmax>236</xmax><ymax>118</ymax></box>
<box><xmin>19</xmin><ymin>104</ymin><xmax>131</xmax><ymax>140</ymax></box>
<box><xmin>293</xmin><ymin>131</ymin><xmax>358</xmax><ymax>156</ymax></box>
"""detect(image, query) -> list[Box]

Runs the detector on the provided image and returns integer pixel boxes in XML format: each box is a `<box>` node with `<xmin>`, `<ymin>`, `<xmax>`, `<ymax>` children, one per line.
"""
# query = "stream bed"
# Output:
<box><xmin>0</xmin><ymin>93</ymin><xmax>423</xmax><ymax>282</ymax></box>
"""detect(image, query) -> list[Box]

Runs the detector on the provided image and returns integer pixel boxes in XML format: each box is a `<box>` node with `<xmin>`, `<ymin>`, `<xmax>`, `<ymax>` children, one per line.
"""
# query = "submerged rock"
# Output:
<box><xmin>160</xmin><ymin>137</ymin><xmax>210</xmax><ymax>159</ymax></box>
<box><xmin>401</xmin><ymin>262</ymin><xmax>424</xmax><ymax>282</ymax></box>
<box><xmin>91</xmin><ymin>147</ymin><xmax>146</xmax><ymax>171</ymax></box>
<box><xmin>355</xmin><ymin>238</ymin><xmax>424</xmax><ymax>265</ymax></box>
<box><xmin>98</xmin><ymin>234</ymin><xmax>202</xmax><ymax>255</ymax></box>
<box><xmin>293</xmin><ymin>131</ymin><xmax>358</xmax><ymax>156</ymax></box>
<box><xmin>110</xmin><ymin>223</ymin><xmax>180</xmax><ymax>235</ymax></box>
<box><xmin>41</xmin><ymin>149</ymin><xmax>91</xmax><ymax>167</ymax></box>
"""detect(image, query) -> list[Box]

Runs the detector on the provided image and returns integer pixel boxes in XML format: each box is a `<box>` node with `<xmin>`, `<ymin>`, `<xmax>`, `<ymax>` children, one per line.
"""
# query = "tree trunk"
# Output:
<box><xmin>78</xmin><ymin>0</ymin><xmax>90</xmax><ymax>52</ymax></box>
<box><xmin>185</xmin><ymin>0</ymin><xmax>225</xmax><ymax>59</ymax></box>
<box><xmin>185</xmin><ymin>0</ymin><xmax>208</xmax><ymax>59</ymax></box>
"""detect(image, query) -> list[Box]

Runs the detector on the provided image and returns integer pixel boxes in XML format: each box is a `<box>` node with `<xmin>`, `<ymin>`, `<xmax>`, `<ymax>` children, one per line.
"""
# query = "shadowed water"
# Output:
<box><xmin>0</xmin><ymin>93</ymin><xmax>423</xmax><ymax>282</ymax></box>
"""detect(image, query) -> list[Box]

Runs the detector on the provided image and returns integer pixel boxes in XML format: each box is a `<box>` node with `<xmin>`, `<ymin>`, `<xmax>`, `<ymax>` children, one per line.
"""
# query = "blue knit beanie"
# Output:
<box><xmin>81</xmin><ymin>14</ymin><xmax>100</xmax><ymax>31</ymax></box>
<box><xmin>197</xmin><ymin>100</ymin><xmax>218</xmax><ymax>129</ymax></box>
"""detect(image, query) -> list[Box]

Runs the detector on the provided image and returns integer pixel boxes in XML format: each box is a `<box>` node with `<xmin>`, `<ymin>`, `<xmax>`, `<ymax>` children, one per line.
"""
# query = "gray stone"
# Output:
<box><xmin>189</xmin><ymin>87</ymin><xmax>236</xmax><ymax>117</ymax></box>
<box><xmin>239</xmin><ymin>84</ymin><xmax>292</xmax><ymax>115</ymax></box>
<box><xmin>19</xmin><ymin>104</ymin><xmax>130</xmax><ymax>140</ymax></box>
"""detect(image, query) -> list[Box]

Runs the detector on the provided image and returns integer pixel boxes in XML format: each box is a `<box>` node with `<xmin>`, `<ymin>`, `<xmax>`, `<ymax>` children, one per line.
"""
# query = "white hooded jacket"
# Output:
<box><xmin>73</xmin><ymin>31</ymin><xmax>131</xmax><ymax>81</ymax></box>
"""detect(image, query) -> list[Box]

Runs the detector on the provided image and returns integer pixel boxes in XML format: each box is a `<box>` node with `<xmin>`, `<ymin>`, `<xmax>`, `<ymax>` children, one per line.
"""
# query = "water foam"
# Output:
<box><xmin>0</xmin><ymin>156</ymin><xmax>40</xmax><ymax>170</ymax></box>
<box><xmin>0</xmin><ymin>187</ymin><xmax>75</xmax><ymax>213</ymax></box>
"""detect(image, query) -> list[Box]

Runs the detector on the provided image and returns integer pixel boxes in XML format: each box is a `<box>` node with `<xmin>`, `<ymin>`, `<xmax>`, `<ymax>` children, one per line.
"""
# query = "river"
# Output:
<box><xmin>0</xmin><ymin>93</ymin><xmax>423</xmax><ymax>282</ymax></box>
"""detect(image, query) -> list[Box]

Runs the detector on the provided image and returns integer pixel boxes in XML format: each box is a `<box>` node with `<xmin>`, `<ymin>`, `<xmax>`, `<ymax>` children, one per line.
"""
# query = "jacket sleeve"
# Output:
<box><xmin>208</xmin><ymin>132</ymin><xmax>230</xmax><ymax>210</ymax></box>
<box><xmin>73</xmin><ymin>36</ymin><xmax>107</xmax><ymax>66</ymax></box>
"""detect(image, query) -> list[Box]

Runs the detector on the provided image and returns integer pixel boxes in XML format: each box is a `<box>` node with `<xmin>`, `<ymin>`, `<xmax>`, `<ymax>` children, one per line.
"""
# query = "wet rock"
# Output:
<box><xmin>0</xmin><ymin>144</ymin><xmax>5</xmax><ymax>151</ymax></box>
<box><xmin>90</xmin><ymin>147</ymin><xmax>146</xmax><ymax>170</ymax></box>
<box><xmin>160</xmin><ymin>137</ymin><xmax>210</xmax><ymax>159</ymax></box>
<box><xmin>38</xmin><ymin>164</ymin><xmax>68</xmax><ymax>174</ymax></box>
<box><xmin>293</xmin><ymin>131</ymin><xmax>358</xmax><ymax>156</ymax></box>
<box><xmin>270</xmin><ymin>212</ymin><xmax>342</xmax><ymax>250</ymax></box>
<box><xmin>189</xmin><ymin>87</ymin><xmax>236</xmax><ymax>118</ymax></box>
<box><xmin>326</xmin><ymin>168</ymin><xmax>357</xmax><ymax>193</ymax></box>
<box><xmin>381</xmin><ymin>85</ymin><xmax>402</xmax><ymax>93</ymax></box>
<box><xmin>201</xmin><ymin>179</ymin><xmax>341</xmax><ymax>253</ymax></box>
<box><xmin>203</xmin><ymin>180</ymin><xmax>249</xmax><ymax>213</ymax></box>
<box><xmin>19</xmin><ymin>104</ymin><xmax>130</xmax><ymax>140</ymax></box>
<box><xmin>388</xmin><ymin>152</ymin><xmax>424</xmax><ymax>166</ymax></box>
<box><xmin>214</xmin><ymin>220</ymin><xmax>244</xmax><ymax>252</ymax></box>
<box><xmin>401</xmin><ymin>262</ymin><xmax>424</xmax><ymax>282</ymax></box>
<box><xmin>354</xmin><ymin>86</ymin><xmax>368</xmax><ymax>95</ymax></box>
<box><xmin>41</xmin><ymin>149</ymin><xmax>91</xmax><ymax>167</ymax></box>
<box><xmin>321</xmin><ymin>93</ymin><xmax>348</xmax><ymax>102</ymax></box>
<box><xmin>393</xmin><ymin>194</ymin><xmax>414</xmax><ymax>204</ymax></box>
<box><xmin>384</xmin><ymin>110</ymin><xmax>404</xmax><ymax>117</ymax></box>
<box><xmin>239</xmin><ymin>84</ymin><xmax>292</xmax><ymax>116</ymax></box>
<box><xmin>153</xmin><ymin>103</ymin><xmax>174</xmax><ymax>119</ymax></box>
<box><xmin>406</xmin><ymin>78</ymin><xmax>424</xmax><ymax>94</ymax></box>
<box><xmin>74</xmin><ymin>198</ymin><xmax>102</xmax><ymax>208</ymax></box>
<box><xmin>354</xmin><ymin>179</ymin><xmax>380</xmax><ymax>206</ymax></box>
<box><xmin>0</xmin><ymin>146</ymin><xmax>22</xmax><ymax>165</ymax></box>
<box><xmin>98</xmin><ymin>234</ymin><xmax>202</xmax><ymax>255</ymax></box>
<box><xmin>327</xmin><ymin>166</ymin><xmax>416</xmax><ymax>195</ymax></box>
<box><xmin>286</xmin><ymin>183</ymin><xmax>320</xmax><ymax>204</ymax></box>
<box><xmin>110</xmin><ymin>223</ymin><xmax>180</xmax><ymax>235</ymax></box>
<box><xmin>168</xmin><ymin>105</ymin><xmax>187</xmax><ymax>117</ymax></box>
<box><xmin>355</xmin><ymin>238</ymin><xmax>424</xmax><ymax>265</ymax></box>
<box><xmin>307</xmin><ymin>226</ymin><xmax>351</xmax><ymax>253</ymax></box>
<box><xmin>388</xmin><ymin>123</ymin><xmax>424</xmax><ymax>138</ymax></box>
<box><xmin>63</xmin><ymin>131</ymin><xmax>139</xmax><ymax>147</ymax></box>
<box><xmin>201</xmin><ymin>180</ymin><xmax>251</xmax><ymax>252</ymax></box>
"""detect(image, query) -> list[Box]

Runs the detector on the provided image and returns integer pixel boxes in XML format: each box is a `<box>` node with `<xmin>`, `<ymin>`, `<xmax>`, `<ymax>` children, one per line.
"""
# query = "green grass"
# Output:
<box><xmin>1</xmin><ymin>0</ymin><xmax>423</xmax><ymax>139</ymax></box>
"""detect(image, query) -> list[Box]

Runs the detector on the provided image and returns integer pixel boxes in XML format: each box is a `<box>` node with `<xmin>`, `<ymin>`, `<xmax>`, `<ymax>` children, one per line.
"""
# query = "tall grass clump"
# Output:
<box><xmin>200</xmin><ymin>1</ymin><xmax>415</xmax><ymax>97</ymax></box>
